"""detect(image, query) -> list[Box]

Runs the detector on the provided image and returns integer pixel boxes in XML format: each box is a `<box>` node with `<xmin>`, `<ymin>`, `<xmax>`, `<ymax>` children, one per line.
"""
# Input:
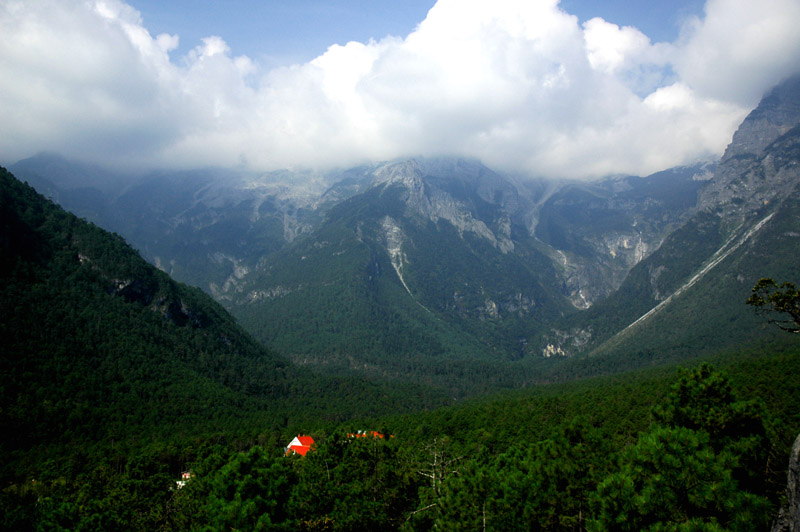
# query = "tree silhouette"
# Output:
<box><xmin>747</xmin><ymin>278</ymin><xmax>800</xmax><ymax>532</ymax></box>
<box><xmin>747</xmin><ymin>278</ymin><xmax>800</xmax><ymax>333</ymax></box>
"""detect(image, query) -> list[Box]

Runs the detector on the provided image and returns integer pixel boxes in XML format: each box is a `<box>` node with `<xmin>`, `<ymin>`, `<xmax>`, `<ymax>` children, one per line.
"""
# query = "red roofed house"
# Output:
<box><xmin>286</xmin><ymin>434</ymin><xmax>315</xmax><ymax>456</ymax></box>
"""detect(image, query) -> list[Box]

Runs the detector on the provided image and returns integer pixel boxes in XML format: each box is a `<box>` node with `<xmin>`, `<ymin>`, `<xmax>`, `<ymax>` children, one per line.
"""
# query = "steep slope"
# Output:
<box><xmin>228</xmin><ymin>160</ymin><xmax>570</xmax><ymax>393</ymax></box>
<box><xmin>595</xmin><ymin>190</ymin><xmax>799</xmax><ymax>363</ymax></box>
<box><xmin>0</xmin><ymin>165</ymin><xmax>280</xmax><ymax>463</ymax></box>
<box><xmin>535</xmin><ymin>165</ymin><xmax>707</xmax><ymax>307</ymax></box>
<box><xmin>540</xmin><ymin>75</ymin><xmax>800</xmax><ymax>365</ymax></box>
<box><xmin>699</xmin><ymin>74</ymin><xmax>800</xmax><ymax>220</ymax></box>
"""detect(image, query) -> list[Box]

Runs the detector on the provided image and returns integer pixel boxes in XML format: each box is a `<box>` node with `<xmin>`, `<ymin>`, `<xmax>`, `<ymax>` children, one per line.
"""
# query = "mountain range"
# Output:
<box><xmin>8</xmin><ymin>74</ymin><xmax>800</xmax><ymax>395</ymax></box>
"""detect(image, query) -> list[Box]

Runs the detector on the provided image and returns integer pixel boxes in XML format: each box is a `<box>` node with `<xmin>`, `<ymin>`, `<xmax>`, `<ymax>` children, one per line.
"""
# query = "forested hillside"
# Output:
<box><xmin>0</xmin><ymin>166</ymin><xmax>446</xmax><ymax>515</ymax></box>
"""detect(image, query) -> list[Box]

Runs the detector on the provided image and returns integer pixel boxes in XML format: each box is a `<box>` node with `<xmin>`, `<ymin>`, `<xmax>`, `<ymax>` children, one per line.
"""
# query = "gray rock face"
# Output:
<box><xmin>772</xmin><ymin>433</ymin><xmax>800</xmax><ymax>532</ymax></box>
<box><xmin>535</xmin><ymin>167</ymin><xmax>705</xmax><ymax>308</ymax></box>
<box><xmin>372</xmin><ymin>159</ymin><xmax>516</xmax><ymax>252</ymax></box>
<box><xmin>368</xmin><ymin>159</ymin><xmax>704</xmax><ymax>311</ymax></box>
<box><xmin>554</xmin><ymin>230</ymin><xmax>653</xmax><ymax>309</ymax></box>
<box><xmin>723</xmin><ymin>75</ymin><xmax>800</xmax><ymax>162</ymax></box>
<box><xmin>699</xmin><ymin>75</ymin><xmax>800</xmax><ymax>220</ymax></box>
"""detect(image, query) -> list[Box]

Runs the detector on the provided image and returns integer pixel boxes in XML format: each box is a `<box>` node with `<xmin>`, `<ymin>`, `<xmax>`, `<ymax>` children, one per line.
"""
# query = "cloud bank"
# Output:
<box><xmin>1</xmin><ymin>0</ymin><xmax>800</xmax><ymax>179</ymax></box>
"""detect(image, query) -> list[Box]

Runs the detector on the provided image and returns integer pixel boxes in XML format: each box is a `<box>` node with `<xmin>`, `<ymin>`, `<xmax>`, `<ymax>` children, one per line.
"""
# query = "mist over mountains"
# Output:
<box><xmin>8</xmin><ymin>74</ymin><xmax>800</xmax><ymax>394</ymax></box>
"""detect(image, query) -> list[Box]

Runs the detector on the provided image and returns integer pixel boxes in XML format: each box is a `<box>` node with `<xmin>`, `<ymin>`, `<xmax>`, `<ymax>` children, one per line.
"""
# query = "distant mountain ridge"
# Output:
<box><xmin>3</xmin><ymin>153</ymin><xmax>714</xmax><ymax>391</ymax></box>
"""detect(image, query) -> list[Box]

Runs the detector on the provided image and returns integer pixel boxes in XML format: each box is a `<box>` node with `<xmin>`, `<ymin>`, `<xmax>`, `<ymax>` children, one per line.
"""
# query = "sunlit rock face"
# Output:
<box><xmin>699</xmin><ymin>75</ymin><xmax>800</xmax><ymax>222</ymax></box>
<box><xmin>720</xmin><ymin>75</ymin><xmax>800</xmax><ymax>162</ymax></box>
<box><xmin>370</xmin><ymin>159</ymin><xmax>516</xmax><ymax>253</ymax></box>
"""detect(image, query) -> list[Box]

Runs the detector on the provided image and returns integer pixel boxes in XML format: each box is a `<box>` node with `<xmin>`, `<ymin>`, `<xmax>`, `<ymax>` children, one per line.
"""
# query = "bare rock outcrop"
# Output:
<box><xmin>772</xmin><ymin>433</ymin><xmax>800</xmax><ymax>532</ymax></box>
<box><xmin>699</xmin><ymin>74</ymin><xmax>800</xmax><ymax>219</ymax></box>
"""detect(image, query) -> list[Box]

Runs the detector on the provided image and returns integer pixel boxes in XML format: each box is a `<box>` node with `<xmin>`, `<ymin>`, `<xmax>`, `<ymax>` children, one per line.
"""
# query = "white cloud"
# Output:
<box><xmin>0</xmin><ymin>0</ymin><xmax>799</xmax><ymax>179</ymax></box>
<box><xmin>584</xmin><ymin>18</ymin><xmax>660</xmax><ymax>74</ymax></box>
<box><xmin>674</xmin><ymin>0</ymin><xmax>800</xmax><ymax>105</ymax></box>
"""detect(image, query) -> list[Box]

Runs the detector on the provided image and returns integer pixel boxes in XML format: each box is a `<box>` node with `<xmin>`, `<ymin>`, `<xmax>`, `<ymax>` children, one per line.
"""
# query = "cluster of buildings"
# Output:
<box><xmin>177</xmin><ymin>431</ymin><xmax>389</xmax><ymax>487</ymax></box>
<box><xmin>284</xmin><ymin>431</ymin><xmax>389</xmax><ymax>456</ymax></box>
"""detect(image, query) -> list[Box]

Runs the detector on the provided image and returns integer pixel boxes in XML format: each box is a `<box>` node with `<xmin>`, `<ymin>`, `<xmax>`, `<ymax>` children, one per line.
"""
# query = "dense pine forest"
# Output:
<box><xmin>2</xmin><ymin>160</ymin><xmax>800</xmax><ymax>531</ymax></box>
<box><xmin>4</xmin><ymin>345</ymin><xmax>800</xmax><ymax>530</ymax></box>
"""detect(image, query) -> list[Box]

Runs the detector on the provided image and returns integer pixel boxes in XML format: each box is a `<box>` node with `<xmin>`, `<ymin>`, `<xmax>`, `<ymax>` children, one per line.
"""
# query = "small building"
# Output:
<box><xmin>175</xmin><ymin>471</ymin><xmax>194</xmax><ymax>490</ymax></box>
<box><xmin>347</xmin><ymin>430</ymin><xmax>387</xmax><ymax>439</ymax></box>
<box><xmin>285</xmin><ymin>434</ymin><xmax>315</xmax><ymax>456</ymax></box>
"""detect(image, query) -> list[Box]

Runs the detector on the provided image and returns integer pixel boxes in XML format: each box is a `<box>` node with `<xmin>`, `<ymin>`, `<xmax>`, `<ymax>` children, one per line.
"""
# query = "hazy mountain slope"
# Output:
<box><xmin>1</xmin><ymin>156</ymin><xmax>732</xmax><ymax>390</ymax></box>
<box><xmin>229</xmin><ymin>163</ymin><xmax>564</xmax><ymax>393</ymax></box>
<box><xmin>535</xmin><ymin>165</ymin><xmax>708</xmax><ymax>307</ymax></box>
<box><xmin>8</xmin><ymin>153</ymin><xmax>131</xmax><ymax>229</ymax></box>
<box><xmin>599</xmin><ymin>192</ymin><xmax>799</xmax><ymax>362</ymax></box>
<box><xmin>221</xmin><ymin>156</ymin><xmax>721</xmax><ymax>389</ymax></box>
<box><xmin>8</xmin><ymin>158</ymin><xmax>345</xmax><ymax>294</ymax></box>
<box><xmin>536</xmin><ymin>211</ymin><xmax>726</xmax><ymax>355</ymax></box>
<box><xmin>9</xmin><ymin>154</ymin><xmax>705</xmax><ymax>313</ymax></box>
<box><xmin>541</xmin><ymin>76</ymin><xmax>800</xmax><ymax>364</ymax></box>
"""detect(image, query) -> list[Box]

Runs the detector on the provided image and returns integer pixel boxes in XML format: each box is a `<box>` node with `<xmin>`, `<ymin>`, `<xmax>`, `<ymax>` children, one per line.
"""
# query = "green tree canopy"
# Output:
<box><xmin>592</xmin><ymin>364</ymin><xmax>774</xmax><ymax>531</ymax></box>
<box><xmin>747</xmin><ymin>278</ymin><xmax>800</xmax><ymax>333</ymax></box>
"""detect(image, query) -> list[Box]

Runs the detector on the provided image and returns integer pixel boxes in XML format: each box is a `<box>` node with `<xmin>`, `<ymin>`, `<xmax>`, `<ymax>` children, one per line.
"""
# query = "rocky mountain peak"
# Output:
<box><xmin>371</xmin><ymin>159</ymin><xmax>425</xmax><ymax>190</ymax></box>
<box><xmin>721</xmin><ymin>74</ymin><xmax>800</xmax><ymax>162</ymax></box>
<box><xmin>369</xmin><ymin>159</ymin><xmax>514</xmax><ymax>252</ymax></box>
<box><xmin>698</xmin><ymin>73</ymin><xmax>800</xmax><ymax>218</ymax></box>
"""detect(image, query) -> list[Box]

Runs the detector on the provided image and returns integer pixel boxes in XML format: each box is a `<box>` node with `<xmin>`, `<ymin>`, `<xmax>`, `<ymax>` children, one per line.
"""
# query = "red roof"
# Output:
<box><xmin>296</xmin><ymin>435</ymin><xmax>314</xmax><ymax>446</ymax></box>
<box><xmin>289</xmin><ymin>444</ymin><xmax>311</xmax><ymax>456</ymax></box>
<box><xmin>286</xmin><ymin>434</ymin><xmax>315</xmax><ymax>456</ymax></box>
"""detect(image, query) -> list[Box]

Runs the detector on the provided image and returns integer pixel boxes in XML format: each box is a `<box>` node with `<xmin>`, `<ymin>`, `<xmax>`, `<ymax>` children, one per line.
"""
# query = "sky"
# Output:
<box><xmin>1</xmin><ymin>0</ymin><xmax>800</xmax><ymax>180</ymax></box>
